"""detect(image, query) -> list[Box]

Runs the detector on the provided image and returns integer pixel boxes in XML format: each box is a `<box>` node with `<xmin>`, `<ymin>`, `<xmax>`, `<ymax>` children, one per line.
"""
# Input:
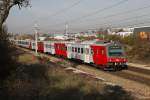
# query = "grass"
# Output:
<box><xmin>17</xmin><ymin>53</ymin><xmax>39</xmax><ymax>64</ymax></box>
<box><xmin>0</xmin><ymin>51</ymin><xmax>135</xmax><ymax>100</ymax></box>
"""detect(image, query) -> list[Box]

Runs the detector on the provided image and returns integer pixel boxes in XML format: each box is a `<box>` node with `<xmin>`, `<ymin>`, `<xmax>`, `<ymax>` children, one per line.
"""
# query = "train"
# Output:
<box><xmin>14</xmin><ymin>39</ymin><xmax>128</xmax><ymax>71</ymax></box>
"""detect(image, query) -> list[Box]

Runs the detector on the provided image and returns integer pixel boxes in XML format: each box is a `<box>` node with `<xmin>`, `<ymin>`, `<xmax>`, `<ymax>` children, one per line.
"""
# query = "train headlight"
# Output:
<box><xmin>116</xmin><ymin>59</ymin><xmax>119</xmax><ymax>62</ymax></box>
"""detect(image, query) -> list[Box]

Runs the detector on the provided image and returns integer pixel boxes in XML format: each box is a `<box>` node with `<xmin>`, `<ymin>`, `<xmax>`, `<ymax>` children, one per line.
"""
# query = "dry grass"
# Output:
<box><xmin>0</xmin><ymin>52</ymin><xmax>135</xmax><ymax>100</ymax></box>
<box><xmin>17</xmin><ymin>53</ymin><xmax>39</xmax><ymax>64</ymax></box>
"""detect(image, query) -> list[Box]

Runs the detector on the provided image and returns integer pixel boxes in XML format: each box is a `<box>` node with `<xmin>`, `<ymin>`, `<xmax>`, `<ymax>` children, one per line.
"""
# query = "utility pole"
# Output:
<box><xmin>65</xmin><ymin>23</ymin><xmax>68</xmax><ymax>39</ymax></box>
<box><xmin>34</xmin><ymin>23</ymin><xmax>39</xmax><ymax>56</ymax></box>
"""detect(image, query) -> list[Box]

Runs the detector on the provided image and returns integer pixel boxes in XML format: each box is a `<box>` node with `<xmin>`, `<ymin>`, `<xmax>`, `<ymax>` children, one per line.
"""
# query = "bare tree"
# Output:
<box><xmin>0</xmin><ymin>0</ymin><xmax>30</xmax><ymax>33</ymax></box>
<box><xmin>0</xmin><ymin>0</ymin><xmax>30</xmax><ymax>80</ymax></box>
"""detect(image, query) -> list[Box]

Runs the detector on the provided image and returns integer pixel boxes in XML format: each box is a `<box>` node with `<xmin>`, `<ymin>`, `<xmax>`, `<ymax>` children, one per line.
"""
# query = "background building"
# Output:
<box><xmin>133</xmin><ymin>27</ymin><xmax>150</xmax><ymax>41</ymax></box>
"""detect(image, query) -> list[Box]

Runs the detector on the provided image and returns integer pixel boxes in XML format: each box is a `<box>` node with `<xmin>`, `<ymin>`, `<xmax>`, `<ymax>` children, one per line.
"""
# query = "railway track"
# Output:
<box><xmin>112</xmin><ymin>70</ymin><xmax>150</xmax><ymax>86</ymax></box>
<box><xmin>71</xmin><ymin>61</ymin><xmax>150</xmax><ymax>86</ymax></box>
<box><xmin>84</xmin><ymin>65</ymin><xmax>150</xmax><ymax>86</ymax></box>
<box><xmin>128</xmin><ymin>66</ymin><xmax>150</xmax><ymax>76</ymax></box>
<box><xmin>65</xmin><ymin>58</ymin><xmax>150</xmax><ymax>86</ymax></box>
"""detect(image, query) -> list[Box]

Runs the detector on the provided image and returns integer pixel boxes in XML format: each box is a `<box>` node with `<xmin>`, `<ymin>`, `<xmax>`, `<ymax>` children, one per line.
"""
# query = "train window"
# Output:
<box><xmin>78</xmin><ymin>48</ymin><xmax>80</xmax><ymax>53</ymax></box>
<box><xmin>81</xmin><ymin>48</ymin><xmax>84</xmax><ymax>54</ymax></box>
<box><xmin>86</xmin><ymin>48</ymin><xmax>89</xmax><ymax>54</ymax></box>
<box><xmin>70</xmin><ymin>47</ymin><xmax>72</xmax><ymax>51</ymax></box>
<box><xmin>75</xmin><ymin>48</ymin><xmax>77</xmax><ymax>52</ymax></box>
<box><xmin>52</xmin><ymin>45</ymin><xmax>54</xmax><ymax>49</ymax></box>
<box><xmin>91</xmin><ymin>49</ymin><xmax>93</xmax><ymax>54</ymax></box>
<box><xmin>72</xmin><ymin>47</ymin><xmax>74</xmax><ymax>52</ymax></box>
<box><xmin>46</xmin><ymin>44</ymin><xmax>48</xmax><ymax>48</ymax></box>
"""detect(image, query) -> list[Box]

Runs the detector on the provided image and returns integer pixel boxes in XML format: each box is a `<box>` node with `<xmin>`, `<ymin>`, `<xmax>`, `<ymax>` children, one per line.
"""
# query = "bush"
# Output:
<box><xmin>128</xmin><ymin>41</ymin><xmax>150</xmax><ymax>63</ymax></box>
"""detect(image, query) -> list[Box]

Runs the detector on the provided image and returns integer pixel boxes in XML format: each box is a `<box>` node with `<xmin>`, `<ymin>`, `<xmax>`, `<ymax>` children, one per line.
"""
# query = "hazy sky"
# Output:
<box><xmin>6</xmin><ymin>0</ymin><xmax>150</xmax><ymax>34</ymax></box>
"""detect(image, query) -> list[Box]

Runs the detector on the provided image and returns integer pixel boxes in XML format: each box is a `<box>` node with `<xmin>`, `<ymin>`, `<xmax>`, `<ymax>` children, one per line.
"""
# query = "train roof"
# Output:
<box><xmin>80</xmin><ymin>40</ymin><xmax>111</xmax><ymax>45</ymax></box>
<box><xmin>15</xmin><ymin>39</ymin><xmax>122</xmax><ymax>47</ymax></box>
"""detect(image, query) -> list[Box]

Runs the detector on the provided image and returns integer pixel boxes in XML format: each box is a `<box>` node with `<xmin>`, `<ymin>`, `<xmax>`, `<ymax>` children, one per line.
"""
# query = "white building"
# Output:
<box><xmin>39</xmin><ymin>36</ymin><xmax>46</xmax><ymax>41</ymax></box>
<box><xmin>108</xmin><ymin>28</ymin><xmax>133</xmax><ymax>37</ymax></box>
<box><xmin>54</xmin><ymin>35</ymin><xmax>68</xmax><ymax>40</ymax></box>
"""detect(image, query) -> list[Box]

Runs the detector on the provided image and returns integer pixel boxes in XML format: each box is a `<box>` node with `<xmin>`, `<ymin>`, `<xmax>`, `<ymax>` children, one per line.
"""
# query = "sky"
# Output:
<box><xmin>6</xmin><ymin>0</ymin><xmax>150</xmax><ymax>34</ymax></box>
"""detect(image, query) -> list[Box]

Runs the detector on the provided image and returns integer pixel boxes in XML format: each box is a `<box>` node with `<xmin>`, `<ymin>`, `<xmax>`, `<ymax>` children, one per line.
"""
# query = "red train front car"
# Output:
<box><xmin>91</xmin><ymin>41</ymin><xmax>128</xmax><ymax>70</ymax></box>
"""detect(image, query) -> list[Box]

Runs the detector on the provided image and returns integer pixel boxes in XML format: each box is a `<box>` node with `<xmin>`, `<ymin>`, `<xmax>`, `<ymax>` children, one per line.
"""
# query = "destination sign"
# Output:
<box><xmin>109</xmin><ymin>46</ymin><xmax>122</xmax><ymax>49</ymax></box>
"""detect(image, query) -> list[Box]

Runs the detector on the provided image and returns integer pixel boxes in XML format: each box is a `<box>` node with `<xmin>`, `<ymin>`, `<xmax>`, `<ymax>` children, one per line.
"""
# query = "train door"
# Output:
<box><xmin>51</xmin><ymin>42</ymin><xmax>55</xmax><ymax>54</ymax></box>
<box><xmin>32</xmin><ymin>42</ymin><xmax>35</xmax><ymax>50</ymax></box>
<box><xmin>84</xmin><ymin>45</ymin><xmax>91</xmax><ymax>63</ymax></box>
<box><xmin>66</xmin><ymin>44</ymin><xmax>72</xmax><ymax>59</ymax></box>
<box><xmin>44</xmin><ymin>42</ymin><xmax>50</xmax><ymax>53</ymax></box>
<box><xmin>37</xmin><ymin>42</ymin><xmax>44</xmax><ymax>52</ymax></box>
<box><xmin>91</xmin><ymin>45</ymin><xmax>107</xmax><ymax>65</ymax></box>
<box><xmin>43</xmin><ymin>42</ymin><xmax>46</xmax><ymax>53</ymax></box>
<box><xmin>29</xmin><ymin>41</ymin><xmax>32</xmax><ymax>49</ymax></box>
<box><xmin>62</xmin><ymin>43</ymin><xmax>67</xmax><ymax>57</ymax></box>
<box><xmin>54</xmin><ymin>43</ymin><xmax>58</xmax><ymax>55</ymax></box>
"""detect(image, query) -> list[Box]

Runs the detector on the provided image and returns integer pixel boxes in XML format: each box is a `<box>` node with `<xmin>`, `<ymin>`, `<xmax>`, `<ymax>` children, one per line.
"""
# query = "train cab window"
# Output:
<box><xmin>75</xmin><ymin>48</ymin><xmax>77</xmax><ymax>52</ymax></box>
<box><xmin>78</xmin><ymin>48</ymin><xmax>80</xmax><ymax>53</ymax></box>
<box><xmin>81</xmin><ymin>48</ymin><xmax>84</xmax><ymax>54</ymax></box>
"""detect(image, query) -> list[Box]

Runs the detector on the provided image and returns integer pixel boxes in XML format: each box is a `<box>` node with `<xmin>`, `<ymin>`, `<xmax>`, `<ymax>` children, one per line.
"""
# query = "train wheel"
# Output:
<box><xmin>118</xmin><ymin>66</ymin><xmax>122</xmax><ymax>71</ymax></box>
<box><xmin>113</xmin><ymin>66</ymin><xmax>117</xmax><ymax>71</ymax></box>
<box><xmin>124</xmin><ymin>65</ymin><xmax>128</xmax><ymax>70</ymax></box>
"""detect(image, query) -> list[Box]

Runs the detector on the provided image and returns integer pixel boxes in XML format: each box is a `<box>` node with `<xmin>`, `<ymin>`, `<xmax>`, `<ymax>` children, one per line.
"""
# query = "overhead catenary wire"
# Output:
<box><xmin>67</xmin><ymin>0</ymin><xmax>129</xmax><ymax>23</ymax></box>
<box><xmin>48</xmin><ymin>0</ymin><xmax>150</xmax><ymax>33</ymax></box>
<box><xmin>63</xmin><ymin>12</ymin><xmax>150</xmax><ymax>32</ymax></box>
<box><xmin>49</xmin><ymin>0</ymin><xmax>128</xmax><ymax>27</ymax></box>
<box><xmin>81</xmin><ymin>12</ymin><xmax>150</xmax><ymax>29</ymax></box>
<box><xmin>81</xmin><ymin>4</ymin><xmax>150</xmax><ymax>23</ymax></box>
<box><xmin>49</xmin><ymin>0</ymin><xmax>84</xmax><ymax>17</ymax></box>
<box><xmin>66</xmin><ymin>3</ymin><xmax>150</xmax><ymax>32</ymax></box>
<box><xmin>70</xmin><ymin>4</ymin><xmax>150</xmax><ymax>28</ymax></box>
<box><xmin>112</xmin><ymin>18</ymin><xmax>150</xmax><ymax>29</ymax></box>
